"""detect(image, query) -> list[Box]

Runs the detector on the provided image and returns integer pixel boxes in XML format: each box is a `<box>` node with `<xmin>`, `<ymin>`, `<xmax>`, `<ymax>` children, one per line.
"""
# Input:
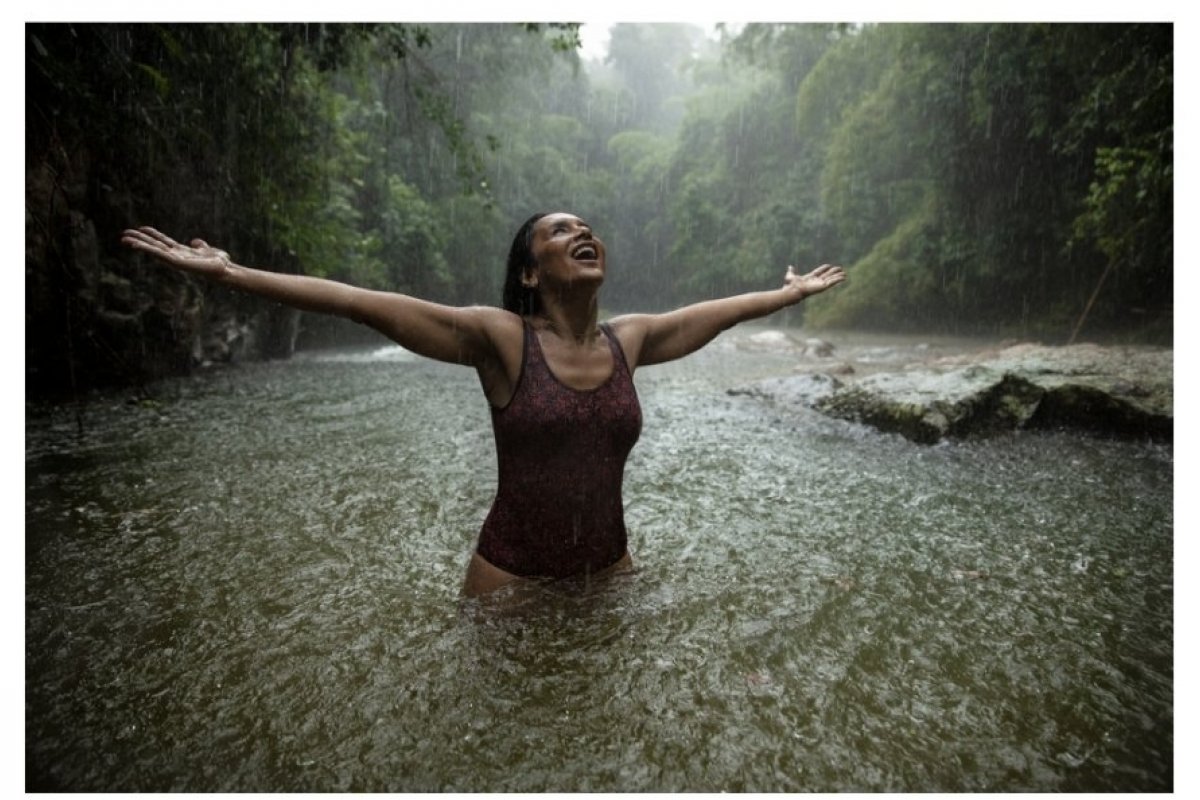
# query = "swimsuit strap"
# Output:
<box><xmin>598</xmin><ymin>322</ymin><xmax>633</xmax><ymax>376</ymax></box>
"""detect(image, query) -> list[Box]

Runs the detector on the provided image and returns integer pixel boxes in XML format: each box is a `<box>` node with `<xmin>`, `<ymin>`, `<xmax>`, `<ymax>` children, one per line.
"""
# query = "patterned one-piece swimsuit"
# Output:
<box><xmin>475</xmin><ymin>321</ymin><xmax>642</xmax><ymax>578</ymax></box>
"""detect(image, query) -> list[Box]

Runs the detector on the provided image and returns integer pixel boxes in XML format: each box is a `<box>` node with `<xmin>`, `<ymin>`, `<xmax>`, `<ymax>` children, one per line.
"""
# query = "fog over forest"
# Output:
<box><xmin>26</xmin><ymin>22</ymin><xmax>1172</xmax><ymax>394</ymax></box>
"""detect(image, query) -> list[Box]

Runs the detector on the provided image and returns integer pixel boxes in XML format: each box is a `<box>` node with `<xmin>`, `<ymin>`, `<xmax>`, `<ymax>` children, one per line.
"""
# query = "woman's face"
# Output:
<box><xmin>526</xmin><ymin>212</ymin><xmax>606</xmax><ymax>290</ymax></box>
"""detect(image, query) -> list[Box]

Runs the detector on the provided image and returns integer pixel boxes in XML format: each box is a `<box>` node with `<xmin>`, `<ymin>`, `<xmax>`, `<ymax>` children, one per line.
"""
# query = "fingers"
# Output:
<box><xmin>788</xmin><ymin>263</ymin><xmax>845</xmax><ymax>279</ymax></box>
<box><xmin>813</xmin><ymin>265</ymin><xmax>846</xmax><ymax>285</ymax></box>
<box><xmin>120</xmin><ymin>228</ymin><xmax>148</xmax><ymax>244</ymax></box>
<box><xmin>137</xmin><ymin>227</ymin><xmax>181</xmax><ymax>247</ymax></box>
<box><xmin>120</xmin><ymin>229</ymin><xmax>166</xmax><ymax>254</ymax></box>
<box><xmin>121</xmin><ymin>227</ymin><xmax>181</xmax><ymax>252</ymax></box>
<box><xmin>785</xmin><ymin>262</ymin><xmax>847</xmax><ymax>294</ymax></box>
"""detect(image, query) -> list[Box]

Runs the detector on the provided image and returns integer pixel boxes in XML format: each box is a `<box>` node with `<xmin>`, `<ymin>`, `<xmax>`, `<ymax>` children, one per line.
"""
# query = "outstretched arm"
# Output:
<box><xmin>610</xmin><ymin>263</ymin><xmax>845</xmax><ymax>369</ymax></box>
<box><xmin>120</xmin><ymin>227</ymin><xmax>503</xmax><ymax>367</ymax></box>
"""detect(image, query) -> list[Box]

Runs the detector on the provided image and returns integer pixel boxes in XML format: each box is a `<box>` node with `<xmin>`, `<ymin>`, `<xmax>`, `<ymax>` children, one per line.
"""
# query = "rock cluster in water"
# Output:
<box><xmin>727</xmin><ymin>334</ymin><xmax>1172</xmax><ymax>444</ymax></box>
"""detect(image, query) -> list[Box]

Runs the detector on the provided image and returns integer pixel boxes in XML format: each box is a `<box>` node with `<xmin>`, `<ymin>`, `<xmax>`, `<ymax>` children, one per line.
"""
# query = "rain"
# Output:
<box><xmin>25</xmin><ymin>22</ymin><xmax>1173</xmax><ymax>791</ymax></box>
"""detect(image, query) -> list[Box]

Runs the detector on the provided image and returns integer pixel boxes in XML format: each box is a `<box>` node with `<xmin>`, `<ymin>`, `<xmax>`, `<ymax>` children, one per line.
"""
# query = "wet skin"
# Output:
<box><xmin>121</xmin><ymin>216</ymin><xmax>846</xmax><ymax>598</ymax></box>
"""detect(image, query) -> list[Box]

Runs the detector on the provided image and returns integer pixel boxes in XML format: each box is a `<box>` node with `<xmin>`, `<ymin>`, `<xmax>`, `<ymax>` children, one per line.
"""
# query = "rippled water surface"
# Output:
<box><xmin>26</xmin><ymin>330</ymin><xmax>1172</xmax><ymax>791</ymax></box>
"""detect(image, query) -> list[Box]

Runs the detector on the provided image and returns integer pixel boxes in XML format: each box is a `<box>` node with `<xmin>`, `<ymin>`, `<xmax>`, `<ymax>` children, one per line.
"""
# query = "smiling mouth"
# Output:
<box><xmin>572</xmin><ymin>244</ymin><xmax>598</xmax><ymax>261</ymax></box>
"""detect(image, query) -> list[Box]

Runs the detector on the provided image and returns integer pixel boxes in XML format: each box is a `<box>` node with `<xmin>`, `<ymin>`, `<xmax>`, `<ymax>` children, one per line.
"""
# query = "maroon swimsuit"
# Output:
<box><xmin>476</xmin><ymin>321</ymin><xmax>642</xmax><ymax>578</ymax></box>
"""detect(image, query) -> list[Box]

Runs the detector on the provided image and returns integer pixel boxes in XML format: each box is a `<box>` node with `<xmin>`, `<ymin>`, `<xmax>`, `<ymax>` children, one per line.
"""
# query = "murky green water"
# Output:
<box><xmin>26</xmin><ymin>330</ymin><xmax>1172</xmax><ymax>791</ymax></box>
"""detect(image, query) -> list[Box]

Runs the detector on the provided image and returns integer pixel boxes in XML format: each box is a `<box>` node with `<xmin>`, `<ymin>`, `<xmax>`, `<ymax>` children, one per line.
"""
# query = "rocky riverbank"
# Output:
<box><xmin>726</xmin><ymin>331</ymin><xmax>1172</xmax><ymax>444</ymax></box>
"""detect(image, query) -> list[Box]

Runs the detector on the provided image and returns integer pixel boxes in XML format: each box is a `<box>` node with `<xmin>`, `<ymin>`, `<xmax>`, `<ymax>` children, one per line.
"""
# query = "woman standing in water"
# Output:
<box><xmin>122</xmin><ymin>213</ymin><xmax>845</xmax><ymax>596</ymax></box>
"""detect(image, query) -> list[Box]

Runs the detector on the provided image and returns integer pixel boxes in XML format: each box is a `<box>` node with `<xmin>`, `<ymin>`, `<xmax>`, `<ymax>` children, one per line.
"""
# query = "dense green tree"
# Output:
<box><xmin>662</xmin><ymin>24</ymin><xmax>841</xmax><ymax>306</ymax></box>
<box><xmin>1058</xmin><ymin>24</ymin><xmax>1173</xmax><ymax>335</ymax></box>
<box><xmin>25</xmin><ymin>22</ymin><xmax>581</xmax><ymax>393</ymax></box>
<box><xmin>760</xmin><ymin>23</ymin><xmax>1171</xmax><ymax>339</ymax></box>
<box><xmin>25</xmin><ymin>21</ymin><xmax>1172</xmax><ymax>397</ymax></box>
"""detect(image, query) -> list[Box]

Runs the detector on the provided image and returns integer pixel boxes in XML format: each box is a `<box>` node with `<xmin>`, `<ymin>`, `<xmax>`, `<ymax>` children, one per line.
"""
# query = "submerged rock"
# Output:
<box><xmin>731</xmin><ymin>341</ymin><xmax>1172</xmax><ymax>444</ymax></box>
<box><xmin>728</xmin><ymin>372</ymin><xmax>844</xmax><ymax>405</ymax></box>
<box><xmin>801</xmin><ymin>337</ymin><xmax>836</xmax><ymax>358</ymax></box>
<box><xmin>738</xmin><ymin>330</ymin><xmax>801</xmax><ymax>352</ymax></box>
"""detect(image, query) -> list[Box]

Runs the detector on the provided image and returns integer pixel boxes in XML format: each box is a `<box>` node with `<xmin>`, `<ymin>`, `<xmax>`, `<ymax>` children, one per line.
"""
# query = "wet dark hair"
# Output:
<box><xmin>502</xmin><ymin>212</ymin><xmax>549</xmax><ymax>316</ymax></box>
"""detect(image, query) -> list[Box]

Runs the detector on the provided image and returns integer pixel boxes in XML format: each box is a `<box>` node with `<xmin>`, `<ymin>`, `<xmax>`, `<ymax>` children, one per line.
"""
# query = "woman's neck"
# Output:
<box><xmin>535</xmin><ymin>292</ymin><xmax>600</xmax><ymax>344</ymax></box>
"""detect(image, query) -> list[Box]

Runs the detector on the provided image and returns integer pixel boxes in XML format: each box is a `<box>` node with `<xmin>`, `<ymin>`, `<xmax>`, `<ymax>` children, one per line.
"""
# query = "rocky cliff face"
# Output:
<box><xmin>26</xmin><ymin>160</ymin><xmax>301</xmax><ymax>398</ymax></box>
<box><xmin>727</xmin><ymin>333</ymin><xmax>1172</xmax><ymax>444</ymax></box>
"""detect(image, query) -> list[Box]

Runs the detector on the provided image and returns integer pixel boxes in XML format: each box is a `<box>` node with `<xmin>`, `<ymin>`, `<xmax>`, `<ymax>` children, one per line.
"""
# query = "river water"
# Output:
<box><xmin>25</xmin><ymin>328</ymin><xmax>1172</xmax><ymax>791</ymax></box>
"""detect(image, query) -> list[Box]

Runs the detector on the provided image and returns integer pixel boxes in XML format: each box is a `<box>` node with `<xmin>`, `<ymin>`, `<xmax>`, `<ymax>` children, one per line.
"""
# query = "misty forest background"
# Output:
<box><xmin>26</xmin><ymin>22</ymin><xmax>1172</xmax><ymax>398</ymax></box>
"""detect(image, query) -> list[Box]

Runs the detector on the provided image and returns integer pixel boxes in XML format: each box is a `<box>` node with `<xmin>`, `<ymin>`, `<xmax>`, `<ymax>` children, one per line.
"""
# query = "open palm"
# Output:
<box><xmin>785</xmin><ymin>263</ymin><xmax>845</xmax><ymax>298</ymax></box>
<box><xmin>121</xmin><ymin>227</ymin><xmax>232</xmax><ymax>278</ymax></box>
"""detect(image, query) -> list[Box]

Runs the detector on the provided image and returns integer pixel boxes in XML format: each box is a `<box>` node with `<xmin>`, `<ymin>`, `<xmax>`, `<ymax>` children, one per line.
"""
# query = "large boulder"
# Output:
<box><xmin>730</xmin><ymin>341</ymin><xmax>1172</xmax><ymax>444</ymax></box>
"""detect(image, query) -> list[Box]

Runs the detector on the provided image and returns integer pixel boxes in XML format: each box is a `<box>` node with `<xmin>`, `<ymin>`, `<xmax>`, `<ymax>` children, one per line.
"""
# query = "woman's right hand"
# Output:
<box><xmin>121</xmin><ymin>227</ymin><xmax>232</xmax><ymax>279</ymax></box>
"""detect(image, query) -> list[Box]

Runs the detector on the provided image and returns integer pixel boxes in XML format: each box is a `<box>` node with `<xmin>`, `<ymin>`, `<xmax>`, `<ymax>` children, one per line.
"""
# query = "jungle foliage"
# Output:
<box><xmin>26</xmin><ymin>22</ymin><xmax>1172</xmax><ymax>393</ymax></box>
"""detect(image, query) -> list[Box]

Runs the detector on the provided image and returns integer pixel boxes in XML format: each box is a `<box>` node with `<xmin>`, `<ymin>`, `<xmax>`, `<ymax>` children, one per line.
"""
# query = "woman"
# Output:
<box><xmin>121</xmin><ymin>212</ymin><xmax>845</xmax><ymax>596</ymax></box>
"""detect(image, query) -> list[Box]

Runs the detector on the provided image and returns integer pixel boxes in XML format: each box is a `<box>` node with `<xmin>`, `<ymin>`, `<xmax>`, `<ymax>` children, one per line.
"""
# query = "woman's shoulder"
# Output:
<box><xmin>459</xmin><ymin>305</ymin><xmax>524</xmax><ymax>338</ymax></box>
<box><xmin>602</xmin><ymin>315</ymin><xmax>652</xmax><ymax>371</ymax></box>
<box><xmin>478</xmin><ymin>307</ymin><xmax>529</xmax><ymax>357</ymax></box>
<box><xmin>604</xmin><ymin>314</ymin><xmax>652</xmax><ymax>341</ymax></box>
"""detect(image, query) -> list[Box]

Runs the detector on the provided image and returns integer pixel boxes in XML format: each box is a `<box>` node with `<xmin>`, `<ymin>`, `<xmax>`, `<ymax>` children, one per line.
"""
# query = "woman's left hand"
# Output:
<box><xmin>785</xmin><ymin>263</ymin><xmax>846</xmax><ymax>299</ymax></box>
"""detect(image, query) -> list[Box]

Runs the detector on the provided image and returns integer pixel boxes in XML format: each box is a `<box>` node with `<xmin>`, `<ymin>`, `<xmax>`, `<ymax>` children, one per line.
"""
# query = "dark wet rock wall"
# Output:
<box><xmin>26</xmin><ymin>158</ymin><xmax>302</xmax><ymax>399</ymax></box>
